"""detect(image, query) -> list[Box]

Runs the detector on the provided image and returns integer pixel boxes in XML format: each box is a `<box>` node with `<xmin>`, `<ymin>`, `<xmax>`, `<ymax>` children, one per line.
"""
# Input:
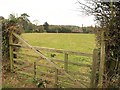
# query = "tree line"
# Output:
<box><xmin>0</xmin><ymin>13</ymin><xmax>95</xmax><ymax>33</ymax></box>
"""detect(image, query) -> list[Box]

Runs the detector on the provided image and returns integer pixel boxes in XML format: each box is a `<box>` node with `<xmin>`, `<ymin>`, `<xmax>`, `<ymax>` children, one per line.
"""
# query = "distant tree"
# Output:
<box><xmin>38</xmin><ymin>25</ymin><xmax>44</xmax><ymax>33</ymax></box>
<box><xmin>86</xmin><ymin>26</ymin><xmax>95</xmax><ymax>33</ymax></box>
<box><xmin>20</xmin><ymin>13</ymin><xmax>30</xmax><ymax>22</ymax></box>
<box><xmin>82</xmin><ymin>27</ymin><xmax>88</xmax><ymax>33</ymax></box>
<box><xmin>33</xmin><ymin>19</ymin><xmax>39</xmax><ymax>26</ymax></box>
<box><xmin>8</xmin><ymin>14</ymin><xmax>18</xmax><ymax>24</ymax></box>
<box><xmin>48</xmin><ymin>25</ymin><xmax>59</xmax><ymax>33</ymax></box>
<box><xmin>43</xmin><ymin>22</ymin><xmax>49</xmax><ymax>32</ymax></box>
<box><xmin>46</xmin><ymin>25</ymin><xmax>80</xmax><ymax>33</ymax></box>
<box><xmin>19</xmin><ymin>13</ymin><xmax>30</xmax><ymax>32</ymax></box>
<box><xmin>33</xmin><ymin>19</ymin><xmax>41</xmax><ymax>32</ymax></box>
<box><xmin>26</xmin><ymin>23</ymin><xmax>34</xmax><ymax>33</ymax></box>
<box><xmin>0</xmin><ymin>16</ymin><xmax>4</xmax><ymax>20</ymax></box>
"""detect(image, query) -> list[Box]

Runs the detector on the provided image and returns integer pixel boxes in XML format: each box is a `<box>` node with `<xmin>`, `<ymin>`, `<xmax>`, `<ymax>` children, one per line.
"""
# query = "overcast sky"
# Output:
<box><xmin>0</xmin><ymin>0</ymin><xmax>95</xmax><ymax>26</ymax></box>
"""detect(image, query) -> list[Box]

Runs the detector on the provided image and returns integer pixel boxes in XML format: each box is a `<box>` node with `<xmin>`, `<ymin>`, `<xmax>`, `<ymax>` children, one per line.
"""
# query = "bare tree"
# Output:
<box><xmin>77</xmin><ymin>0</ymin><xmax>120</xmax><ymax>88</ymax></box>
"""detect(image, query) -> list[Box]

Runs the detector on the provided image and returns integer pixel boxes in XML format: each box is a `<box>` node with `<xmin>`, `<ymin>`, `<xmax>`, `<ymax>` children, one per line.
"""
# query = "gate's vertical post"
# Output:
<box><xmin>34</xmin><ymin>62</ymin><xmax>36</xmax><ymax>81</ymax></box>
<box><xmin>91</xmin><ymin>49</ymin><xmax>99</xmax><ymax>88</ymax></box>
<box><xmin>0</xmin><ymin>22</ymin><xmax>2</xmax><ymax>89</ymax></box>
<box><xmin>9</xmin><ymin>31</ymin><xmax>13</xmax><ymax>72</ymax></box>
<box><xmin>55</xmin><ymin>68</ymin><xmax>58</xmax><ymax>88</ymax></box>
<box><xmin>98</xmin><ymin>31</ymin><xmax>105</xmax><ymax>88</ymax></box>
<box><xmin>64</xmin><ymin>53</ymin><xmax>68</xmax><ymax>72</ymax></box>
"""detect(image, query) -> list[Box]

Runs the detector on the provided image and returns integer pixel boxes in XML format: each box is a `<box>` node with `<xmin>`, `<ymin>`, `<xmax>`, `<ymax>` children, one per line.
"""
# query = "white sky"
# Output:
<box><xmin>0</xmin><ymin>0</ymin><xmax>95</xmax><ymax>26</ymax></box>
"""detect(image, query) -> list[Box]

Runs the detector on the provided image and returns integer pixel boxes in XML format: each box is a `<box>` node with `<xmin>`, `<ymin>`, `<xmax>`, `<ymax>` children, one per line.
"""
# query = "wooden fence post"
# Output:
<box><xmin>34</xmin><ymin>62</ymin><xmax>36</xmax><ymax>81</ymax></box>
<box><xmin>64</xmin><ymin>53</ymin><xmax>68</xmax><ymax>72</ymax></box>
<box><xmin>91</xmin><ymin>49</ymin><xmax>99</xmax><ymax>88</ymax></box>
<box><xmin>0</xmin><ymin>22</ymin><xmax>2</xmax><ymax>88</ymax></box>
<box><xmin>0</xmin><ymin>22</ymin><xmax>2</xmax><ymax>51</ymax></box>
<box><xmin>0</xmin><ymin>22</ymin><xmax>2</xmax><ymax>41</ymax></box>
<box><xmin>9</xmin><ymin>31</ymin><xmax>13</xmax><ymax>72</ymax></box>
<box><xmin>55</xmin><ymin>68</ymin><xmax>58</xmax><ymax>88</ymax></box>
<box><xmin>98</xmin><ymin>31</ymin><xmax>105</xmax><ymax>88</ymax></box>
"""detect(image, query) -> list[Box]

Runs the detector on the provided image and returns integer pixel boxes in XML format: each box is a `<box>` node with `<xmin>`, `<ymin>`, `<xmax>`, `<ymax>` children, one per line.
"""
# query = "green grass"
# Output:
<box><xmin>10</xmin><ymin>33</ymin><xmax>96</xmax><ymax>88</ymax></box>
<box><xmin>21</xmin><ymin>33</ymin><xmax>96</xmax><ymax>54</ymax></box>
<box><xmin>20</xmin><ymin>33</ymin><xmax>96</xmax><ymax>71</ymax></box>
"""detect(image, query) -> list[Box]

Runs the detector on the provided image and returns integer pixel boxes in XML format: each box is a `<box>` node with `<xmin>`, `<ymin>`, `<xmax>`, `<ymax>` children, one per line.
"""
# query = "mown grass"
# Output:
<box><xmin>21</xmin><ymin>33</ymin><xmax>95</xmax><ymax>54</ymax></box>
<box><xmin>20</xmin><ymin>33</ymin><xmax>96</xmax><ymax>72</ymax></box>
<box><xmin>20</xmin><ymin>33</ymin><xmax>96</xmax><ymax>71</ymax></box>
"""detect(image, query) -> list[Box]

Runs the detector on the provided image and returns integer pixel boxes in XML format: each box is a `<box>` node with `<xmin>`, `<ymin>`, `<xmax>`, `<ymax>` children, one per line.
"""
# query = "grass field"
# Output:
<box><xmin>21</xmin><ymin>33</ymin><xmax>96</xmax><ymax>87</ymax></box>
<box><xmin>21</xmin><ymin>33</ymin><xmax>96</xmax><ymax>54</ymax></box>
<box><xmin>21</xmin><ymin>33</ymin><xmax>96</xmax><ymax>70</ymax></box>
<box><xmin>3</xmin><ymin>33</ymin><xmax>96</xmax><ymax>88</ymax></box>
